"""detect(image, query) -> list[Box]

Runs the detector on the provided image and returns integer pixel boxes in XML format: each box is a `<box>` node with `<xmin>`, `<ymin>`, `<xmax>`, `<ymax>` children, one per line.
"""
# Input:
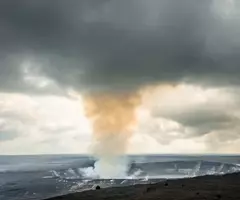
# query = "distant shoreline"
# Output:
<box><xmin>45</xmin><ymin>172</ymin><xmax>240</xmax><ymax>200</ymax></box>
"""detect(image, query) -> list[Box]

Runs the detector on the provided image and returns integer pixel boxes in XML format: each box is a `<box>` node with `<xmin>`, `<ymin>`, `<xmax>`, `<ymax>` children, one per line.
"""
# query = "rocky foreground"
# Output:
<box><xmin>46</xmin><ymin>172</ymin><xmax>240</xmax><ymax>200</ymax></box>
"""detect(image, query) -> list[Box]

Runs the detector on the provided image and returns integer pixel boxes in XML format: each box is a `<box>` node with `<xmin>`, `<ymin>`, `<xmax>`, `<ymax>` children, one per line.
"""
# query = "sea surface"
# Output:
<box><xmin>1</xmin><ymin>154</ymin><xmax>240</xmax><ymax>200</ymax></box>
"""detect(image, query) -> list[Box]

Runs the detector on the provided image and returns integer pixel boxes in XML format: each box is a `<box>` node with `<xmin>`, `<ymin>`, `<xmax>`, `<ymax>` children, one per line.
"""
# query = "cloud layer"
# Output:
<box><xmin>1</xmin><ymin>0</ymin><xmax>240</xmax><ymax>93</ymax></box>
<box><xmin>136</xmin><ymin>85</ymin><xmax>240</xmax><ymax>152</ymax></box>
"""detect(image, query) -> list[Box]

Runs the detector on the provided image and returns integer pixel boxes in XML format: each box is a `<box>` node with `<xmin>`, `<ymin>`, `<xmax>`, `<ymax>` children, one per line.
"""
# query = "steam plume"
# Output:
<box><xmin>83</xmin><ymin>91</ymin><xmax>141</xmax><ymax>178</ymax></box>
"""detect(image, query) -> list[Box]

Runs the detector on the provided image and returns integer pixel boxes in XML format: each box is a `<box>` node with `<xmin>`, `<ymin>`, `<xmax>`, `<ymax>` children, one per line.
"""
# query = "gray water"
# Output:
<box><xmin>1</xmin><ymin>154</ymin><xmax>240</xmax><ymax>200</ymax></box>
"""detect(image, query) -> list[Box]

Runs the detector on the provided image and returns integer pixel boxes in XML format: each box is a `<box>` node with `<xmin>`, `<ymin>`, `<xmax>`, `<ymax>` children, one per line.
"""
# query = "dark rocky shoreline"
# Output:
<box><xmin>45</xmin><ymin>173</ymin><xmax>240</xmax><ymax>200</ymax></box>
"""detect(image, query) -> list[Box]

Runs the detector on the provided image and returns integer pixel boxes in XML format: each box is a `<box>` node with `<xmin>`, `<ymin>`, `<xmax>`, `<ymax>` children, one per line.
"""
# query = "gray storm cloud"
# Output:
<box><xmin>0</xmin><ymin>0</ymin><xmax>239</xmax><ymax>92</ymax></box>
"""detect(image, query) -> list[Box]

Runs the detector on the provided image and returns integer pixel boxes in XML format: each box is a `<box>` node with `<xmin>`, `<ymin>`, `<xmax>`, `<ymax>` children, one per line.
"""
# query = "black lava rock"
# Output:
<box><xmin>95</xmin><ymin>185</ymin><xmax>101</xmax><ymax>190</ymax></box>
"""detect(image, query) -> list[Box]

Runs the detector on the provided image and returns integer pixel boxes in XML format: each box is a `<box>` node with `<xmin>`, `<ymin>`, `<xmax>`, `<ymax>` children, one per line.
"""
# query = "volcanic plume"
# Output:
<box><xmin>83</xmin><ymin>91</ymin><xmax>141</xmax><ymax>178</ymax></box>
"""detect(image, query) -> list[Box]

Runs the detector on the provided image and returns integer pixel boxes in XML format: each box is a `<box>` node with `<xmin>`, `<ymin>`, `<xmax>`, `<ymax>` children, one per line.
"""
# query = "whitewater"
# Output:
<box><xmin>1</xmin><ymin>154</ymin><xmax>240</xmax><ymax>200</ymax></box>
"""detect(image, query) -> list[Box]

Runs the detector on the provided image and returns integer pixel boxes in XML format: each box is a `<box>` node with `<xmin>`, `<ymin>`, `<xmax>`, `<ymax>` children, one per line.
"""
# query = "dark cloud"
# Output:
<box><xmin>140</xmin><ymin>107</ymin><xmax>240</xmax><ymax>145</ymax></box>
<box><xmin>0</xmin><ymin>0</ymin><xmax>240</xmax><ymax>93</ymax></box>
<box><xmin>142</xmin><ymin>89</ymin><xmax>240</xmax><ymax>146</ymax></box>
<box><xmin>153</xmin><ymin>107</ymin><xmax>238</xmax><ymax>134</ymax></box>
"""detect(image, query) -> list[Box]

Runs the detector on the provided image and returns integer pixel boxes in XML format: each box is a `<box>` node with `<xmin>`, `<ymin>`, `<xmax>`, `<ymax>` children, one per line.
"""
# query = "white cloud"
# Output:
<box><xmin>1</xmin><ymin>83</ymin><xmax>240</xmax><ymax>154</ymax></box>
<box><xmin>0</xmin><ymin>92</ymin><xmax>92</xmax><ymax>155</ymax></box>
<box><xmin>135</xmin><ymin>84</ymin><xmax>240</xmax><ymax>153</ymax></box>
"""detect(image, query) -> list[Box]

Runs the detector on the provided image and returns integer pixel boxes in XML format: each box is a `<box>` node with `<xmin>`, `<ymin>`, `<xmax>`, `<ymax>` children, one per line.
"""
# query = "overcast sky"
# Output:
<box><xmin>1</xmin><ymin>0</ymin><xmax>240</xmax><ymax>155</ymax></box>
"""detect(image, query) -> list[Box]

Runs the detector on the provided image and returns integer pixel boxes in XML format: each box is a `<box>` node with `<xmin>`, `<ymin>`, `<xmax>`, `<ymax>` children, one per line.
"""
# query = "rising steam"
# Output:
<box><xmin>83</xmin><ymin>92</ymin><xmax>141</xmax><ymax>178</ymax></box>
<box><xmin>68</xmin><ymin>84</ymin><xmax>174</xmax><ymax>178</ymax></box>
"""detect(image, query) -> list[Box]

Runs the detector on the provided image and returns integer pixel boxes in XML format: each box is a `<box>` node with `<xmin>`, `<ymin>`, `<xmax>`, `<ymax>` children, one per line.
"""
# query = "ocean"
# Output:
<box><xmin>1</xmin><ymin>154</ymin><xmax>240</xmax><ymax>200</ymax></box>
